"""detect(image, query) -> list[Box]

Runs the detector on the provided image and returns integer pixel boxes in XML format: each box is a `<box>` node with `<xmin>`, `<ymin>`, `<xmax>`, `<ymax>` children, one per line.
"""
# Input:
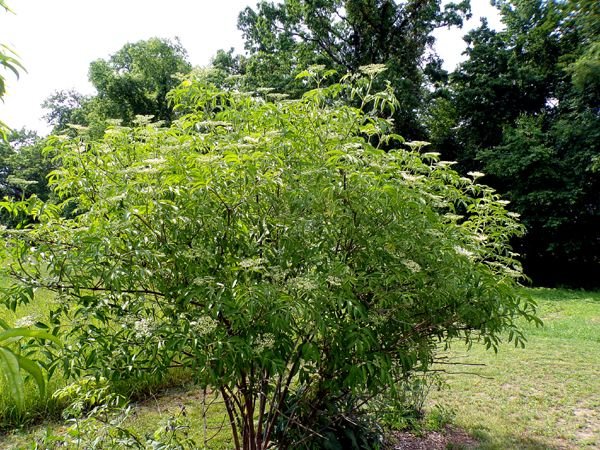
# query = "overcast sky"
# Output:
<box><xmin>0</xmin><ymin>0</ymin><xmax>502</xmax><ymax>135</ymax></box>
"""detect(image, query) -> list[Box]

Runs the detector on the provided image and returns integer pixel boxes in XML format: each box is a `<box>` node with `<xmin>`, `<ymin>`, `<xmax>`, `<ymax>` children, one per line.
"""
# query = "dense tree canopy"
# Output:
<box><xmin>88</xmin><ymin>37</ymin><xmax>191</xmax><ymax>124</ymax></box>
<box><xmin>447</xmin><ymin>0</ymin><xmax>600</xmax><ymax>286</ymax></box>
<box><xmin>43</xmin><ymin>38</ymin><xmax>192</xmax><ymax>136</ymax></box>
<box><xmin>232</xmin><ymin>0</ymin><xmax>471</xmax><ymax>139</ymax></box>
<box><xmin>42</xmin><ymin>89</ymin><xmax>90</xmax><ymax>133</ymax></box>
<box><xmin>0</xmin><ymin>129</ymin><xmax>50</xmax><ymax>204</ymax></box>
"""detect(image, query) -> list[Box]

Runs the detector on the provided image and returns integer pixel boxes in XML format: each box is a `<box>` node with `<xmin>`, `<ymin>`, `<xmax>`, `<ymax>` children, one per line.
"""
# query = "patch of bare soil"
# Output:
<box><xmin>388</xmin><ymin>426</ymin><xmax>478</xmax><ymax>450</ymax></box>
<box><xmin>573</xmin><ymin>406</ymin><xmax>600</xmax><ymax>445</ymax></box>
<box><xmin>134</xmin><ymin>386</ymin><xmax>205</xmax><ymax>410</ymax></box>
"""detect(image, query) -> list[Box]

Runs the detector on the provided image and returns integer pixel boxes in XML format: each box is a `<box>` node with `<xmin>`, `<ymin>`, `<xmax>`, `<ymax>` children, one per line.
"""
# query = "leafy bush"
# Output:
<box><xmin>0</xmin><ymin>67</ymin><xmax>538</xmax><ymax>449</ymax></box>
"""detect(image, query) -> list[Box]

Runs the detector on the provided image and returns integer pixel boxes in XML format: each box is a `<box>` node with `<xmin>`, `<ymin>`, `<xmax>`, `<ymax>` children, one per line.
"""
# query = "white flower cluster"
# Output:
<box><xmin>402</xmin><ymin>259</ymin><xmax>422</xmax><ymax>274</ymax></box>
<box><xmin>488</xmin><ymin>261</ymin><xmax>523</xmax><ymax>279</ymax></box>
<box><xmin>401</xmin><ymin>172</ymin><xmax>423</xmax><ymax>182</ymax></box>
<box><xmin>193</xmin><ymin>276</ymin><xmax>215</xmax><ymax>286</ymax></box>
<box><xmin>196</xmin><ymin>120</ymin><xmax>232</xmax><ymax>128</ymax></box>
<box><xmin>14</xmin><ymin>315</ymin><xmax>37</xmax><ymax>328</ymax></box>
<box><xmin>243</xmin><ymin>136</ymin><xmax>260</xmax><ymax>144</ymax></box>
<box><xmin>405</xmin><ymin>141</ymin><xmax>431</xmax><ymax>150</ymax></box>
<box><xmin>196</xmin><ymin>154</ymin><xmax>221</xmax><ymax>164</ymax></box>
<box><xmin>359</xmin><ymin>64</ymin><xmax>388</xmax><ymax>76</ymax></box>
<box><xmin>436</xmin><ymin>160</ymin><xmax>458</xmax><ymax>167</ymax></box>
<box><xmin>269</xmin><ymin>267</ymin><xmax>288</xmax><ymax>284</ymax></box>
<box><xmin>190</xmin><ymin>316</ymin><xmax>218</xmax><ymax>336</ymax></box>
<box><xmin>108</xmin><ymin>194</ymin><xmax>126</xmax><ymax>203</ymax></box>
<box><xmin>143</xmin><ymin>157</ymin><xmax>166</xmax><ymax>165</ymax></box>
<box><xmin>444</xmin><ymin>213</ymin><xmax>464</xmax><ymax>222</ymax></box>
<box><xmin>267</xmin><ymin>93</ymin><xmax>290</xmax><ymax>101</ymax></box>
<box><xmin>290</xmin><ymin>277</ymin><xmax>318</xmax><ymax>292</ymax></box>
<box><xmin>467</xmin><ymin>171</ymin><xmax>485</xmax><ymax>179</ymax></box>
<box><xmin>454</xmin><ymin>246</ymin><xmax>475</xmax><ymax>259</ymax></box>
<box><xmin>127</xmin><ymin>166</ymin><xmax>160</xmax><ymax>175</ymax></box>
<box><xmin>133</xmin><ymin>318</ymin><xmax>153</xmax><ymax>339</ymax></box>
<box><xmin>239</xmin><ymin>257</ymin><xmax>264</xmax><ymax>270</ymax></box>
<box><xmin>255</xmin><ymin>333</ymin><xmax>275</xmax><ymax>352</ymax></box>
<box><xmin>326</xmin><ymin>275</ymin><xmax>342</xmax><ymax>287</ymax></box>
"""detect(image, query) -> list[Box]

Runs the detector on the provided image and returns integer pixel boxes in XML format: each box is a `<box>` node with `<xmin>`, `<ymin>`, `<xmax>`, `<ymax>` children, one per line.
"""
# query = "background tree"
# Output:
<box><xmin>88</xmin><ymin>37</ymin><xmax>191</xmax><ymax>125</ymax></box>
<box><xmin>43</xmin><ymin>37</ymin><xmax>192</xmax><ymax>136</ymax></box>
<box><xmin>233</xmin><ymin>0</ymin><xmax>472</xmax><ymax>139</ymax></box>
<box><xmin>0</xmin><ymin>129</ymin><xmax>55</xmax><ymax>228</ymax></box>
<box><xmin>41</xmin><ymin>89</ymin><xmax>91</xmax><ymax>132</ymax></box>
<box><xmin>0</xmin><ymin>129</ymin><xmax>53</xmax><ymax>223</ymax></box>
<box><xmin>446</xmin><ymin>0</ymin><xmax>600</xmax><ymax>286</ymax></box>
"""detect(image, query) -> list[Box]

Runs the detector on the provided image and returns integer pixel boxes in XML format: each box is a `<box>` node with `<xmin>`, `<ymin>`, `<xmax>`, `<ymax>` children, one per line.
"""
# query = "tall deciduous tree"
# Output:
<box><xmin>43</xmin><ymin>38</ymin><xmax>192</xmax><ymax>136</ymax></box>
<box><xmin>0</xmin><ymin>129</ymin><xmax>51</xmax><ymax>206</ymax></box>
<box><xmin>42</xmin><ymin>89</ymin><xmax>91</xmax><ymax>132</ymax></box>
<box><xmin>88</xmin><ymin>37</ymin><xmax>192</xmax><ymax>125</ymax></box>
<box><xmin>448</xmin><ymin>0</ymin><xmax>600</xmax><ymax>286</ymax></box>
<box><xmin>234</xmin><ymin>0</ymin><xmax>471</xmax><ymax>139</ymax></box>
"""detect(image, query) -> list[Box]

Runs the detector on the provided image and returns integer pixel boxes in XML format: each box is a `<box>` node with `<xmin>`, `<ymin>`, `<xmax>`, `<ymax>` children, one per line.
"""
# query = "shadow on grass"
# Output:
<box><xmin>468</xmin><ymin>427</ymin><xmax>573</xmax><ymax>450</ymax></box>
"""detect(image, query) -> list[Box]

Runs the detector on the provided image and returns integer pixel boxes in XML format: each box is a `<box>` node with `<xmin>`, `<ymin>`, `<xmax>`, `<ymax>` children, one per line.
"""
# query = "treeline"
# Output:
<box><xmin>1</xmin><ymin>0</ymin><xmax>598</xmax><ymax>286</ymax></box>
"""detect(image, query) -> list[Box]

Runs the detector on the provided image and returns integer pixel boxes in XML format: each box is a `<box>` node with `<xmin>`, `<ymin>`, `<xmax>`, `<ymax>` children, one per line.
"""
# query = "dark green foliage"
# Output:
<box><xmin>0</xmin><ymin>130</ymin><xmax>54</xmax><ymax>227</ymax></box>
<box><xmin>88</xmin><ymin>37</ymin><xmax>191</xmax><ymax>125</ymax></box>
<box><xmin>232</xmin><ymin>0</ymin><xmax>471</xmax><ymax>138</ymax></box>
<box><xmin>273</xmin><ymin>392</ymin><xmax>384</xmax><ymax>449</ymax></box>
<box><xmin>0</xmin><ymin>129</ymin><xmax>51</xmax><ymax>199</ymax></box>
<box><xmin>43</xmin><ymin>37</ymin><xmax>192</xmax><ymax>137</ymax></box>
<box><xmin>446</xmin><ymin>0</ymin><xmax>600</xmax><ymax>286</ymax></box>
<box><xmin>42</xmin><ymin>90</ymin><xmax>91</xmax><ymax>132</ymax></box>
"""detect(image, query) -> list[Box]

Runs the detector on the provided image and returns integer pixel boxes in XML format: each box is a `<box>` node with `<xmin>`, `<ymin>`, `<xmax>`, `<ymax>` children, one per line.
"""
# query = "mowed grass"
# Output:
<box><xmin>124</xmin><ymin>386</ymin><xmax>234</xmax><ymax>449</ymax></box>
<box><xmin>1</xmin><ymin>284</ymin><xmax>599</xmax><ymax>449</ymax></box>
<box><xmin>427</xmin><ymin>288</ymin><xmax>600</xmax><ymax>449</ymax></box>
<box><xmin>0</xmin><ymin>385</ymin><xmax>234</xmax><ymax>449</ymax></box>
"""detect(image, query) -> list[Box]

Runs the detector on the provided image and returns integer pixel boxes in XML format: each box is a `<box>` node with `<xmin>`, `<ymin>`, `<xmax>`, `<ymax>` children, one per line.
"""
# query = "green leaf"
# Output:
<box><xmin>0</xmin><ymin>347</ymin><xmax>25</xmax><ymax>408</ymax></box>
<box><xmin>14</xmin><ymin>353</ymin><xmax>46</xmax><ymax>399</ymax></box>
<box><xmin>295</xmin><ymin>70</ymin><xmax>311</xmax><ymax>80</ymax></box>
<box><xmin>0</xmin><ymin>318</ymin><xmax>10</xmax><ymax>330</ymax></box>
<box><xmin>0</xmin><ymin>328</ymin><xmax>61</xmax><ymax>345</ymax></box>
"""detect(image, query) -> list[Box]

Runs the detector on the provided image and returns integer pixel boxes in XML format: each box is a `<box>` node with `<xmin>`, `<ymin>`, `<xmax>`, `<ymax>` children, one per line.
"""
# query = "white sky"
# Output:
<box><xmin>0</xmin><ymin>0</ymin><xmax>502</xmax><ymax>135</ymax></box>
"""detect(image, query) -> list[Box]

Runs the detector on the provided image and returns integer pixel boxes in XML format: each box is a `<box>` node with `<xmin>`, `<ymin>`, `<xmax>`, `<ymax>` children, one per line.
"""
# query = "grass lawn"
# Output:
<box><xmin>1</xmin><ymin>287</ymin><xmax>598</xmax><ymax>449</ymax></box>
<box><xmin>427</xmin><ymin>288</ymin><xmax>600</xmax><ymax>449</ymax></box>
<box><xmin>0</xmin><ymin>384</ymin><xmax>234</xmax><ymax>449</ymax></box>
